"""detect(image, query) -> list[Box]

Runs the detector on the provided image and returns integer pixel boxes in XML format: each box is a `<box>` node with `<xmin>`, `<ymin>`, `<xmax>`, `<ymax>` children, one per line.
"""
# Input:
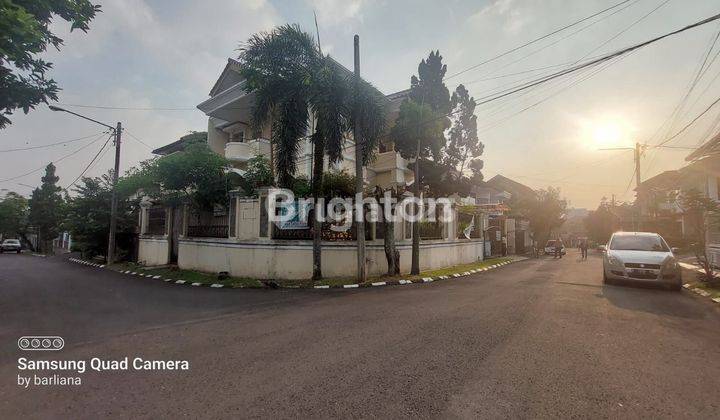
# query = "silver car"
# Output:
<box><xmin>602</xmin><ymin>232</ymin><xmax>681</xmax><ymax>290</ymax></box>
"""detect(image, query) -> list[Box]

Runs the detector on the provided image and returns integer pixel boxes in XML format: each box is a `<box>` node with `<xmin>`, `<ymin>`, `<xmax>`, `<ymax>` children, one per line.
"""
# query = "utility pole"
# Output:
<box><xmin>633</xmin><ymin>142</ymin><xmax>642</xmax><ymax>231</ymax></box>
<box><xmin>353</xmin><ymin>35</ymin><xmax>366</xmax><ymax>283</ymax></box>
<box><xmin>48</xmin><ymin>105</ymin><xmax>121</xmax><ymax>264</ymax></box>
<box><xmin>107</xmin><ymin>122</ymin><xmax>122</xmax><ymax>264</ymax></box>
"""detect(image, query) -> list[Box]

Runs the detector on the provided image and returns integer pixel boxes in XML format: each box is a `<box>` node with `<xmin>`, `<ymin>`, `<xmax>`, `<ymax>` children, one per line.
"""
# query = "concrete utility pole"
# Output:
<box><xmin>353</xmin><ymin>34</ymin><xmax>366</xmax><ymax>283</ymax></box>
<box><xmin>107</xmin><ymin>122</ymin><xmax>122</xmax><ymax>264</ymax></box>
<box><xmin>48</xmin><ymin>105</ymin><xmax>121</xmax><ymax>264</ymax></box>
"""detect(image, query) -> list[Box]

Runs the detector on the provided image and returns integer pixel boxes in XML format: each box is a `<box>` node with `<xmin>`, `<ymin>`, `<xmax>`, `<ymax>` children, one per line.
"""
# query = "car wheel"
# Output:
<box><xmin>17</xmin><ymin>250</ymin><xmax>21</xmax><ymax>254</ymax></box>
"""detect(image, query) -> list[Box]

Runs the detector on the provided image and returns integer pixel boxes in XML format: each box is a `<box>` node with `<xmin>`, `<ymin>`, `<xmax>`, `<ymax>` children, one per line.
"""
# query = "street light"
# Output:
<box><xmin>49</xmin><ymin>105</ymin><xmax>122</xmax><ymax>264</ymax></box>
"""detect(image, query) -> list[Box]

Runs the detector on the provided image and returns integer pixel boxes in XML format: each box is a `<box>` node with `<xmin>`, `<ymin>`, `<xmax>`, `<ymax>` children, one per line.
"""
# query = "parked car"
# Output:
<box><xmin>602</xmin><ymin>231</ymin><xmax>681</xmax><ymax>290</ymax></box>
<box><xmin>544</xmin><ymin>239</ymin><xmax>566</xmax><ymax>255</ymax></box>
<box><xmin>0</xmin><ymin>239</ymin><xmax>22</xmax><ymax>253</ymax></box>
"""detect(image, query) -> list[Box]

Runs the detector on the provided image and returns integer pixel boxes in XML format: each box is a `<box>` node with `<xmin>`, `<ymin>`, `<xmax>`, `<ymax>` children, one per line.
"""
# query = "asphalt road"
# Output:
<box><xmin>1</xmin><ymin>251</ymin><xmax>719</xmax><ymax>419</ymax></box>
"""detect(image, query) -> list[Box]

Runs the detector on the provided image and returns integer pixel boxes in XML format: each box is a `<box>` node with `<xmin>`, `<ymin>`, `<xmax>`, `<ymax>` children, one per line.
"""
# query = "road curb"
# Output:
<box><xmin>65</xmin><ymin>256</ymin><xmax>527</xmax><ymax>292</ymax></box>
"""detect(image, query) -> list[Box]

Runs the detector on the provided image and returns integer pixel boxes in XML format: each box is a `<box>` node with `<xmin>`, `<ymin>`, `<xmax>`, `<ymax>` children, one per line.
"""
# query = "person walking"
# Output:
<box><xmin>554</xmin><ymin>239</ymin><xmax>563</xmax><ymax>259</ymax></box>
<box><xmin>580</xmin><ymin>239</ymin><xmax>588</xmax><ymax>260</ymax></box>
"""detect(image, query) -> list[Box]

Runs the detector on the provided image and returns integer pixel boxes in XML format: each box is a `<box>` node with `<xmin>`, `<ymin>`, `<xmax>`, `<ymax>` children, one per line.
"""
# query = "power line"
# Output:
<box><xmin>444</xmin><ymin>0</ymin><xmax>633</xmax><ymax>81</ymax></box>
<box><xmin>656</xmin><ymin>95</ymin><xmax>720</xmax><ymax>146</ymax></box>
<box><xmin>0</xmin><ymin>132</ymin><xmax>109</xmax><ymax>183</ymax></box>
<box><xmin>124</xmin><ymin>130</ymin><xmax>153</xmax><ymax>150</ymax></box>
<box><xmin>65</xmin><ymin>132</ymin><xmax>114</xmax><ymax>190</ymax></box>
<box><xmin>0</xmin><ymin>132</ymin><xmax>104</xmax><ymax>153</ymax></box>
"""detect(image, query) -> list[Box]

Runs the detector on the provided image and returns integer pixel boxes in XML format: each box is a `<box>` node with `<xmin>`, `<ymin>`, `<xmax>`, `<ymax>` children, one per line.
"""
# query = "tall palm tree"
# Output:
<box><xmin>239</xmin><ymin>25</ymin><xmax>385</xmax><ymax>280</ymax></box>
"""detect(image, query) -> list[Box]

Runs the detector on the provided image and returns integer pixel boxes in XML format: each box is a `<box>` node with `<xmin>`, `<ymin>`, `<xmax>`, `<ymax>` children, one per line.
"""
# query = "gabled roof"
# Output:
<box><xmin>152</xmin><ymin>132</ymin><xmax>207</xmax><ymax>156</ymax></box>
<box><xmin>486</xmin><ymin>174</ymin><xmax>537</xmax><ymax>200</ymax></box>
<box><xmin>209</xmin><ymin>58</ymin><xmax>243</xmax><ymax>97</ymax></box>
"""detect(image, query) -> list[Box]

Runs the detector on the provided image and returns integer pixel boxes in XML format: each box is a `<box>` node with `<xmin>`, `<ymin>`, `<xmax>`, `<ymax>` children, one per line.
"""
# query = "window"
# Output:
<box><xmin>229</xmin><ymin>129</ymin><xmax>244</xmax><ymax>143</ymax></box>
<box><xmin>146</xmin><ymin>208</ymin><xmax>166</xmax><ymax>235</ymax></box>
<box><xmin>609</xmin><ymin>235</ymin><xmax>669</xmax><ymax>252</ymax></box>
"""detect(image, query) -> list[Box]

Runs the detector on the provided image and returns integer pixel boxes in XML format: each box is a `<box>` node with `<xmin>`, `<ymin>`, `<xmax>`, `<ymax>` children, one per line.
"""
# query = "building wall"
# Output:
<box><xmin>138</xmin><ymin>237</ymin><xmax>170</xmax><ymax>266</ymax></box>
<box><xmin>177</xmin><ymin>238</ymin><xmax>484</xmax><ymax>280</ymax></box>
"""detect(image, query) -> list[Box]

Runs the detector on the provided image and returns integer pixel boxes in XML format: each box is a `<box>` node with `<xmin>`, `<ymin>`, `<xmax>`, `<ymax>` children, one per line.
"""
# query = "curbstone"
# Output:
<box><xmin>191</xmin><ymin>282</ymin><xmax>202</xmax><ymax>287</ymax></box>
<box><xmin>314</xmin><ymin>285</ymin><xmax>330</xmax><ymax>289</ymax></box>
<box><xmin>211</xmin><ymin>284</ymin><xmax>224</xmax><ymax>288</ymax></box>
<box><xmin>422</xmin><ymin>277</ymin><xmax>433</xmax><ymax>283</ymax></box>
<box><xmin>371</xmin><ymin>282</ymin><xmax>387</xmax><ymax>287</ymax></box>
<box><xmin>343</xmin><ymin>284</ymin><xmax>359</xmax><ymax>289</ymax></box>
<box><xmin>175</xmin><ymin>280</ymin><xmax>186</xmax><ymax>284</ymax></box>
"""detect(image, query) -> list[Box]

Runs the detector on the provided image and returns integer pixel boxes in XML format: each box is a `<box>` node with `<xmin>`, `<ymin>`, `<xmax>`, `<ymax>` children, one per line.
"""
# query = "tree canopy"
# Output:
<box><xmin>28</xmin><ymin>163</ymin><xmax>65</xmax><ymax>251</ymax></box>
<box><xmin>1</xmin><ymin>0</ymin><xmax>101</xmax><ymax>128</ymax></box>
<box><xmin>0</xmin><ymin>191</ymin><xmax>28</xmax><ymax>238</ymax></box>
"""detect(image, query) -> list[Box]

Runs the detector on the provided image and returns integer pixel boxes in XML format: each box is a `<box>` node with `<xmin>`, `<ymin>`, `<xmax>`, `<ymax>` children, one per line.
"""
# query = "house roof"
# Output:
<box><xmin>635</xmin><ymin>170</ymin><xmax>681</xmax><ymax>192</ymax></box>
<box><xmin>486</xmin><ymin>174</ymin><xmax>537</xmax><ymax>200</ymax></box>
<box><xmin>152</xmin><ymin>132</ymin><xmax>207</xmax><ymax>156</ymax></box>
<box><xmin>686</xmin><ymin>131</ymin><xmax>720</xmax><ymax>161</ymax></box>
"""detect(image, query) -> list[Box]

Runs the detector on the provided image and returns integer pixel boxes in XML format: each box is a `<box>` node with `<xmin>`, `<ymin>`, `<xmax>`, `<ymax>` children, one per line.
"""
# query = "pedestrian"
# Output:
<box><xmin>555</xmin><ymin>240</ymin><xmax>563</xmax><ymax>259</ymax></box>
<box><xmin>580</xmin><ymin>239</ymin><xmax>588</xmax><ymax>260</ymax></box>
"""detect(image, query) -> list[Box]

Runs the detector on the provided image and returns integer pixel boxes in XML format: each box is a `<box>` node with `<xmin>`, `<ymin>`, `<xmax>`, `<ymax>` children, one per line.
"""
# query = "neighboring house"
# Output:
<box><xmin>136</xmin><ymin>58</ymin><xmax>486</xmax><ymax>279</ymax></box>
<box><xmin>471</xmin><ymin>175</ymin><xmax>535</xmax><ymax>256</ymax></box>
<box><xmin>685</xmin><ymin>136</ymin><xmax>720</xmax><ymax>265</ymax></box>
<box><xmin>151</xmin><ymin>131</ymin><xmax>207</xmax><ymax>156</ymax></box>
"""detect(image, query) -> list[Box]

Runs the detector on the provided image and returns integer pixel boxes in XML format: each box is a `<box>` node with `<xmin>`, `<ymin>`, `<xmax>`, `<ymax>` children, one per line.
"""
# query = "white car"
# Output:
<box><xmin>544</xmin><ymin>239</ymin><xmax>566</xmax><ymax>255</ymax></box>
<box><xmin>0</xmin><ymin>239</ymin><xmax>22</xmax><ymax>253</ymax></box>
<box><xmin>602</xmin><ymin>232</ymin><xmax>681</xmax><ymax>290</ymax></box>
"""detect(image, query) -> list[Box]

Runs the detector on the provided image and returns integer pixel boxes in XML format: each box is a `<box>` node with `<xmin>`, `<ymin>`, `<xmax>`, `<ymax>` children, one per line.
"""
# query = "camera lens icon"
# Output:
<box><xmin>18</xmin><ymin>336</ymin><xmax>64</xmax><ymax>351</ymax></box>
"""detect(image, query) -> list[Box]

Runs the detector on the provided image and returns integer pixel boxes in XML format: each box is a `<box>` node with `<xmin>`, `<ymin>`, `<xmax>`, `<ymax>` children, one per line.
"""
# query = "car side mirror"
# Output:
<box><xmin>671</xmin><ymin>247</ymin><xmax>680</xmax><ymax>254</ymax></box>
<box><xmin>598</xmin><ymin>245</ymin><xmax>606</xmax><ymax>252</ymax></box>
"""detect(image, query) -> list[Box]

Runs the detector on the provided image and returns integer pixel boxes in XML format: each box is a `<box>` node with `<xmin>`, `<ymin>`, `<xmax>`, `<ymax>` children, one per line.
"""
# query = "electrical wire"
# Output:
<box><xmin>65</xmin><ymin>132</ymin><xmax>114</xmax><ymax>190</ymax></box>
<box><xmin>0</xmin><ymin>132</ymin><xmax>110</xmax><ymax>183</ymax></box>
<box><xmin>444</xmin><ymin>0</ymin><xmax>634</xmax><ymax>81</ymax></box>
<box><xmin>0</xmin><ymin>132</ymin><xmax>104</xmax><ymax>153</ymax></box>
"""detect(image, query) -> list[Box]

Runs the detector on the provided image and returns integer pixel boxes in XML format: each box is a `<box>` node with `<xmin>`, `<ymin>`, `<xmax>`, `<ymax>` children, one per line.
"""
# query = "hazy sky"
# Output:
<box><xmin>1</xmin><ymin>0</ymin><xmax>720</xmax><ymax>208</ymax></box>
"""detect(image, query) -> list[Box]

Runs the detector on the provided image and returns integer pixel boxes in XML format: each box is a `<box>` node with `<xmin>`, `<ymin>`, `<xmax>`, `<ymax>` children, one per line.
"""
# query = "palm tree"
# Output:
<box><xmin>239</xmin><ymin>25</ymin><xmax>385</xmax><ymax>280</ymax></box>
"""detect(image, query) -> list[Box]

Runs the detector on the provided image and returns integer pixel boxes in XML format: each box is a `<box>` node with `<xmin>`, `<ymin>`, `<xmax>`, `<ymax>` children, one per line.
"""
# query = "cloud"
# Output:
<box><xmin>308</xmin><ymin>0</ymin><xmax>370</xmax><ymax>26</ymax></box>
<box><xmin>469</xmin><ymin>0</ymin><xmax>532</xmax><ymax>34</ymax></box>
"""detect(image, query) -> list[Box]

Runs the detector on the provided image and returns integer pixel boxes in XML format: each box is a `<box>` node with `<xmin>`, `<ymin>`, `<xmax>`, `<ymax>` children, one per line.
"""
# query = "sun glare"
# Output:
<box><xmin>584</xmin><ymin>118</ymin><xmax>633</xmax><ymax>149</ymax></box>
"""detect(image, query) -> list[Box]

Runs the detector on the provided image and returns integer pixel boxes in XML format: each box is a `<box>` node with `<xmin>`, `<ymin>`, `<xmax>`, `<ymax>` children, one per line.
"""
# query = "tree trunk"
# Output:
<box><xmin>411</xmin><ymin>157</ymin><xmax>421</xmax><ymax>274</ymax></box>
<box><xmin>311</xmin><ymin>133</ymin><xmax>325</xmax><ymax>280</ymax></box>
<box><xmin>375</xmin><ymin>186</ymin><xmax>400</xmax><ymax>275</ymax></box>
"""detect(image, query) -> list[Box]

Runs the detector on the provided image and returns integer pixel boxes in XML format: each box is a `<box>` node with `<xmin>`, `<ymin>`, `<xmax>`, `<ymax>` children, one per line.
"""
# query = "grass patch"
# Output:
<box><xmin>107</xmin><ymin>262</ymin><xmax>263</xmax><ymax>288</ymax></box>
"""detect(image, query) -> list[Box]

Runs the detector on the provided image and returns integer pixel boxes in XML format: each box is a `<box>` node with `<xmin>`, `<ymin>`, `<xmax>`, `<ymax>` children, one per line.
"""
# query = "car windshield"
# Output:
<box><xmin>609</xmin><ymin>235</ymin><xmax>669</xmax><ymax>252</ymax></box>
<box><xmin>546</xmin><ymin>240</ymin><xmax>556</xmax><ymax>247</ymax></box>
<box><xmin>3</xmin><ymin>240</ymin><xmax>19</xmax><ymax>244</ymax></box>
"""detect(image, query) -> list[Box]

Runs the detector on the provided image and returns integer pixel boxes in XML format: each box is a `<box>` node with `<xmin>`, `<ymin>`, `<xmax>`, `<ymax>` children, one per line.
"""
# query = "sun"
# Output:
<box><xmin>585</xmin><ymin>118</ymin><xmax>633</xmax><ymax>149</ymax></box>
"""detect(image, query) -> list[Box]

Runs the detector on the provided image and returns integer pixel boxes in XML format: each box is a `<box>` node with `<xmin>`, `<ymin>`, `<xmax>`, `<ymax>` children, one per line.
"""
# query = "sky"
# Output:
<box><xmin>1</xmin><ymin>0</ymin><xmax>720</xmax><ymax>209</ymax></box>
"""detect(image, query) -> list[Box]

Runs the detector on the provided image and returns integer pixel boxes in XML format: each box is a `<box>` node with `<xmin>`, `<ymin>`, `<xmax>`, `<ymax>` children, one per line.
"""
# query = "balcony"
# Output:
<box><xmin>225</xmin><ymin>138</ymin><xmax>271</xmax><ymax>162</ymax></box>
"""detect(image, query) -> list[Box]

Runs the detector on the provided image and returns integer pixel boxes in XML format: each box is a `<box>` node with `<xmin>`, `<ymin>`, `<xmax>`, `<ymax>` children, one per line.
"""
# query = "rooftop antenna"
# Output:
<box><xmin>313</xmin><ymin>10</ymin><xmax>322</xmax><ymax>55</ymax></box>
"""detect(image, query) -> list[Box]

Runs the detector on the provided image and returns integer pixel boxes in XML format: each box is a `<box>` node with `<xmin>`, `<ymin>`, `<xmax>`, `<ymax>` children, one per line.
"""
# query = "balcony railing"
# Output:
<box><xmin>225</xmin><ymin>138</ymin><xmax>271</xmax><ymax>162</ymax></box>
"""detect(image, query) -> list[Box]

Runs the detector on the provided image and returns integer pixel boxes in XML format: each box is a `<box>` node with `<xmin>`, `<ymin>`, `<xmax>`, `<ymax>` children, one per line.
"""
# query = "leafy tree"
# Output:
<box><xmin>1</xmin><ymin>0</ymin><xmax>101</xmax><ymax>128</ymax></box>
<box><xmin>584</xmin><ymin>198</ymin><xmax>616</xmax><ymax>245</ymax></box>
<box><xmin>409</xmin><ymin>50</ymin><xmax>451</xmax><ymax>117</ymax></box>
<box><xmin>64</xmin><ymin>173</ymin><xmax>137</xmax><ymax>258</ymax></box>
<box><xmin>678</xmin><ymin>189</ymin><xmax>720</xmax><ymax>281</ymax></box>
<box><xmin>28</xmin><ymin>163</ymin><xmax>65</xmax><ymax>252</ymax></box>
<box><xmin>239</xmin><ymin>24</ymin><xmax>385</xmax><ymax>280</ymax></box>
<box><xmin>514</xmin><ymin>187</ymin><xmax>567</xmax><ymax>248</ymax></box>
<box><xmin>0</xmin><ymin>191</ymin><xmax>29</xmax><ymax>239</ymax></box>
<box><xmin>445</xmin><ymin>84</ymin><xmax>483</xmax><ymax>177</ymax></box>
<box><xmin>238</xmin><ymin>155</ymin><xmax>274</xmax><ymax>197</ymax></box>
<box><xmin>120</xmin><ymin>143</ymin><xmax>238</xmax><ymax>210</ymax></box>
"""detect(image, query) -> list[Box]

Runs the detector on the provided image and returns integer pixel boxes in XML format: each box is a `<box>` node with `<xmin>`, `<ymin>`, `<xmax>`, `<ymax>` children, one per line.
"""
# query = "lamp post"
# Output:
<box><xmin>49</xmin><ymin>105</ymin><xmax>122</xmax><ymax>264</ymax></box>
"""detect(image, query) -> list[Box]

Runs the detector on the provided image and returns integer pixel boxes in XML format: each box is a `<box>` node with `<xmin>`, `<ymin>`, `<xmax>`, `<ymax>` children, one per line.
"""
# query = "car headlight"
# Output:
<box><xmin>607</xmin><ymin>254</ymin><xmax>623</xmax><ymax>267</ymax></box>
<box><xmin>662</xmin><ymin>257</ymin><xmax>678</xmax><ymax>272</ymax></box>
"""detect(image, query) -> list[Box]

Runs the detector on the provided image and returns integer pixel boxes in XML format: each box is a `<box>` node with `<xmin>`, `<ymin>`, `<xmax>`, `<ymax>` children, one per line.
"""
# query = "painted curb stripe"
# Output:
<box><xmin>211</xmin><ymin>284</ymin><xmax>224</xmax><ymax>288</ymax></box>
<box><xmin>152</xmin><ymin>275</ymin><xmax>161</xmax><ymax>279</ymax></box>
<box><xmin>314</xmin><ymin>285</ymin><xmax>330</xmax><ymax>289</ymax></box>
<box><xmin>191</xmin><ymin>282</ymin><xmax>202</xmax><ymax>287</ymax></box>
<box><xmin>713</xmin><ymin>297</ymin><xmax>720</xmax><ymax>303</ymax></box>
<box><xmin>175</xmin><ymin>280</ymin><xmax>186</xmax><ymax>284</ymax></box>
<box><xmin>164</xmin><ymin>278</ymin><xmax>173</xmax><ymax>282</ymax></box>
<box><xmin>343</xmin><ymin>284</ymin><xmax>359</xmax><ymax>288</ymax></box>
<box><xmin>372</xmin><ymin>282</ymin><xmax>386</xmax><ymax>286</ymax></box>
<box><xmin>399</xmin><ymin>280</ymin><xmax>412</xmax><ymax>285</ymax></box>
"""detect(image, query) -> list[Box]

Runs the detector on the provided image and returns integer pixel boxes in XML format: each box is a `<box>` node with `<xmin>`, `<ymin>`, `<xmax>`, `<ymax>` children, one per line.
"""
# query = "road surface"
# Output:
<box><xmin>1</xmin><ymin>251</ymin><xmax>719</xmax><ymax>418</ymax></box>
